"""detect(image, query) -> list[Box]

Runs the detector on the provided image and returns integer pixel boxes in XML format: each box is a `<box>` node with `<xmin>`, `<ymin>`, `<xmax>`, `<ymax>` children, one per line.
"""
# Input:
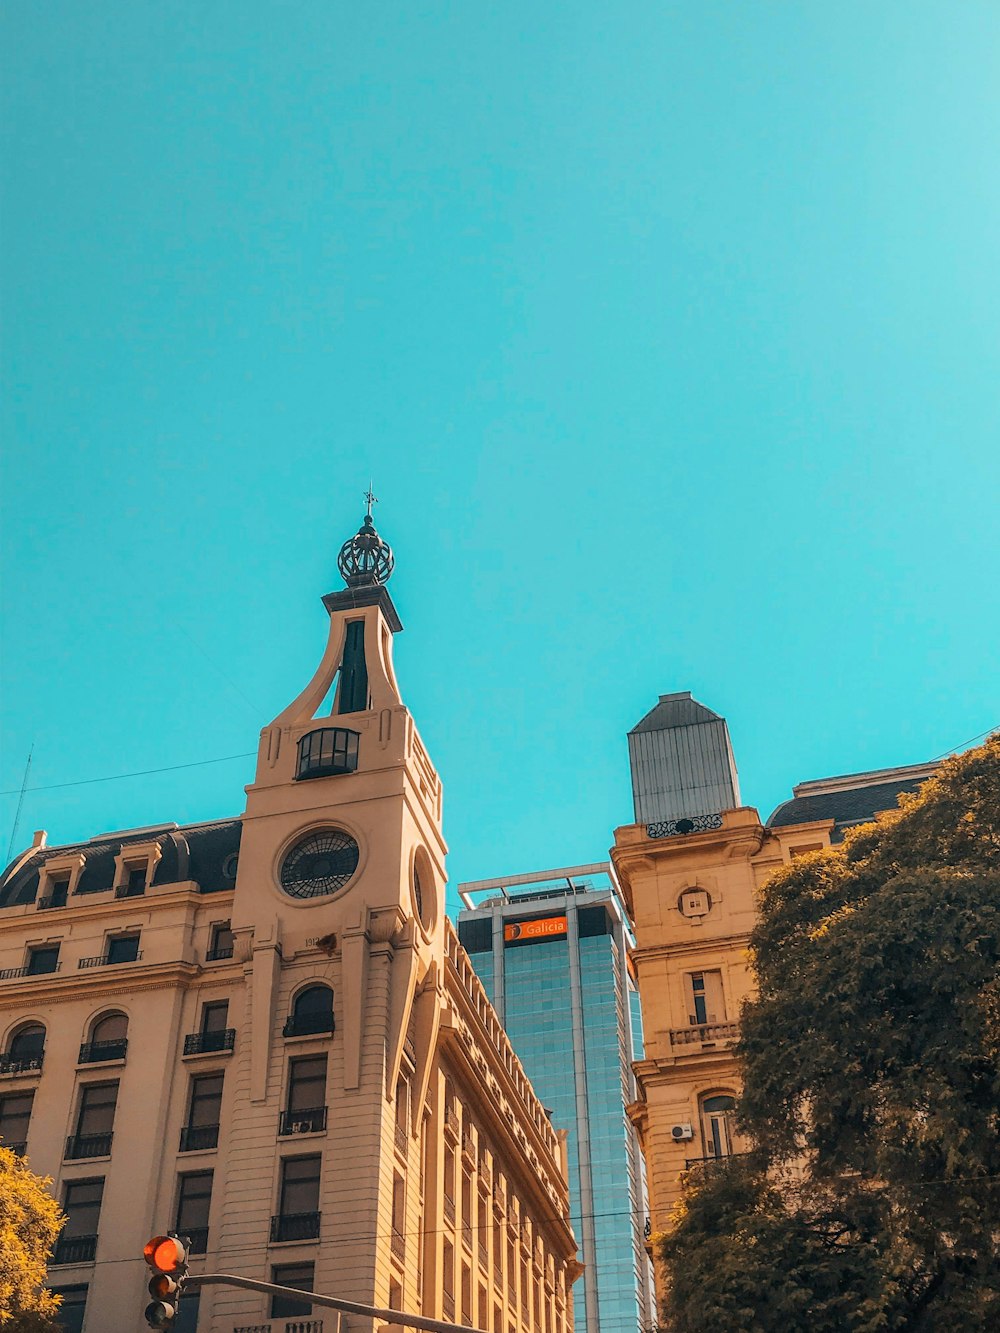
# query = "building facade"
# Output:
<box><xmin>456</xmin><ymin>868</ymin><xmax>654</xmax><ymax>1333</ymax></box>
<box><xmin>611</xmin><ymin>692</ymin><xmax>938</xmax><ymax>1296</ymax></box>
<box><xmin>0</xmin><ymin>510</ymin><xmax>580</xmax><ymax>1333</ymax></box>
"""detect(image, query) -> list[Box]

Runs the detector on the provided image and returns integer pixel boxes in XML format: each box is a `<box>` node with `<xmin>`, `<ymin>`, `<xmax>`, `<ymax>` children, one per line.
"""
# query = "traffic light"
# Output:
<box><xmin>143</xmin><ymin>1233</ymin><xmax>189</xmax><ymax>1329</ymax></box>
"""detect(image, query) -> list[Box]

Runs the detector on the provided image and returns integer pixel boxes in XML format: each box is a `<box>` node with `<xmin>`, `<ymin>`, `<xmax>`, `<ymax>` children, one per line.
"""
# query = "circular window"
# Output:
<box><xmin>413</xmin><ymin>867</ymin><xmax>424</xmax><ymax>921</ymax></box>
<box><xmin>280</xmin><ymin>830</ymin><xmax>360</xmax><ymax>900</ymax></box>
<box><xmin>223</xmin><ymin>853</ymin><xmax>239</xmax><ymax>880</ymax></box>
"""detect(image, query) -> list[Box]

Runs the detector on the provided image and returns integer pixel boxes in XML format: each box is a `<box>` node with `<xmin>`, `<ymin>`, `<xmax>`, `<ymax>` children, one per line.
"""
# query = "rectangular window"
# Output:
<box><xmin>462</xmin><ymin>1262</ymin><xmax>472</xmax><ymax>1324</ymax></box>
<box><xmin>75</xmin><ymin>1082</ymin><xmax>118</xmax><ymax>1141</ymax></box>
<box><xmin>201</xmin><ymin>1001</ymin><xmax>229</xmax><ymax>1034</ymax></box>
<box><xmin>279</xmin><ymin>1155</ymin><xmax>321</xmax><ymax>1216</ymax></box>
<box><xmin>0</xmin><ymin>1091</ymin><xmax>33</xmax><ymax>1151</ymax></box>
<box><xmin>173</xmin><ymin>1289</ymin><xmax>200</xmax><ymax>1333</ymax></box>
<box><xmin>63</xmin><ymin>1179</ymin><xmax>103</xmax><ymax>1234</ymax></box>
<box><xmin>443</xmin><ymin>1238</ymin><xmax>455</xmax><ymax>1309</ymax></box>
<box><xmin>175</xmin><ymin>1171</ymin><xmax>213</xmax><ymax>1251</ymax></box>
<box><xmin>50</xmin><ymin>1285</ymin><xmax>88</xmax><ymax>1333</ymax></box>
<box><xmin>48</xmin><ymin>877</ymin><xmax>69</xmax><ymax>908</ymax></box>
<box><xmin>287</xmin><ymin>1055</ymin><xmax>327</xmax><ymax>1113</ymax></box>
<box><xmin>389</xmin><ymin>1278</ymin><xmax>402</xmax><ymax>1311</ymax></box>
<box><xmin>125</xmin><ymin>865</ymin><xmax>147</xmax><ymax>895</ymax></box>
<box><xmin>27</xmin><ymin>945</ymin><xmax>60</xmax><ymax>975</ymax></box>
<box><xmin>106</xmin><ymin>935</ymin><xmax>139</xmax><ymax>965</ymax></box>
<box><xmin>271</xmin><ymin>1262</ymin><xmax>314</xmax><ymax>1318</ymax></box>
<box><xmin>188</xmin><ymin>1073</ymin><xmax>224</xmax><ymax>1127</ymax></box>
<box><xmin>688</xmin><ymin>970</ymin><xmax>725</xmax><ymax>1025</ymax></box>
<box><xmin>209</xmin><ymin>922</ymin><xmax>235</xmax><ymax>959</ymax></box>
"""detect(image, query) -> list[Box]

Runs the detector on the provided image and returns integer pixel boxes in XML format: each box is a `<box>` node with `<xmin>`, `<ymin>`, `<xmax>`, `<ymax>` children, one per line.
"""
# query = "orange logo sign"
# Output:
<box><xmin>504</xmin><ymin>916</ymin><xmax>568</xmax><ymax>943</ymax></box>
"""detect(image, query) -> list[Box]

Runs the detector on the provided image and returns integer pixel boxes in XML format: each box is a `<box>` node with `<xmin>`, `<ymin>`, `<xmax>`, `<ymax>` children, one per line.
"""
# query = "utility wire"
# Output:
<box><xmin>0</xmin><ymin>751</ymin><xmax>256</xmax><ymax>798</ymax></box>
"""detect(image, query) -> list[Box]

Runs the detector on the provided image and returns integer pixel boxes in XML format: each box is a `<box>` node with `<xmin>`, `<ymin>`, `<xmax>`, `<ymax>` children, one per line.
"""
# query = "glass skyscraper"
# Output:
<box><xmin>457</xmin><ymin>866</ymin><xmax>654</xmax><ymax>1333</ymax></box>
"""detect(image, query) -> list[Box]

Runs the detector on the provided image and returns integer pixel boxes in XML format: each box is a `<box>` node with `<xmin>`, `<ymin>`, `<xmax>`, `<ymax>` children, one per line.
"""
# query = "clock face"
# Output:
<box><xmin>280</xmin><ymin>830</ymin><xmax>360</xmax><ymax>899</ymax></box>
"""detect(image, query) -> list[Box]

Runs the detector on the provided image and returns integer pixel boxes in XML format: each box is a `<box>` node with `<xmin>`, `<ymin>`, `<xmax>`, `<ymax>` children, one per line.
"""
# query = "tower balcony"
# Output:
<box><xmin>295</xmin><ymin>729</ymin><xmax>359</xmax><ymax>781</ymax></box>
<box><xmin>669</xmin><ymin>1022</ymin><xmax>739</xmax><ymax>1049</ymax></box>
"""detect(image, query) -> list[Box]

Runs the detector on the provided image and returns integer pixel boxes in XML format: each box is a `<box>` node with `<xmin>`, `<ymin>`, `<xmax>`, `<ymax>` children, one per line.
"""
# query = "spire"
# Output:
<box><xmin>337</xmin><ymin>487</ymin><xmax>395</xmax><ymax>589</ymax></box>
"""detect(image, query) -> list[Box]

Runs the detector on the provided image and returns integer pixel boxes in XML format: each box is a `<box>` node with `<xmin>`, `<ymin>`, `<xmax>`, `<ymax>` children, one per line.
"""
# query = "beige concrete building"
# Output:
<box><xmin>610</xmin><ymin>692</ymin><xmax>938</xmax><ymax>1289</ymax></box>
<box><xmin>0</xmin><ymin>507</ymin><xmax>580</xmax><ymax>1333</ymax></box>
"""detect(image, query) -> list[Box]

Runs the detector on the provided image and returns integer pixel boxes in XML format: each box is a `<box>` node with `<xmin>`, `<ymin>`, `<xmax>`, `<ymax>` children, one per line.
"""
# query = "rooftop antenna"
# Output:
<box><xmin>5</xmin><ymin>745</ymin><xmax>33</xmax><ymax>866</ymax></box>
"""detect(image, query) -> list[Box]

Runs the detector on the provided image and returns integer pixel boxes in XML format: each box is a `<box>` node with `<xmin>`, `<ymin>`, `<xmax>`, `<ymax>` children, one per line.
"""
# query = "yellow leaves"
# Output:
<box><xmin>0</xmin><ymin>1147</ymin><xmax>65</xmax><ymax>1329</ymax></box>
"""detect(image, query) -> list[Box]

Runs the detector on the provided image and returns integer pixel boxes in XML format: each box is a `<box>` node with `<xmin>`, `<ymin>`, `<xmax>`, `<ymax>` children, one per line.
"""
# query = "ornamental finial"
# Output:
<box><xmin>337</xmin><ymin>488</ymin><xmax>394</xmax><ymax>588</ymax></box>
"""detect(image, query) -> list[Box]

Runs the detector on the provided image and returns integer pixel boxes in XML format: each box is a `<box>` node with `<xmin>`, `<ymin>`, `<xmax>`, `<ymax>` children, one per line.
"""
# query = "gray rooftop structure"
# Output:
<box><xmin>627</xmin><ymin>691</ymin><xmax>741</xmax><ymax>825</ymax></box>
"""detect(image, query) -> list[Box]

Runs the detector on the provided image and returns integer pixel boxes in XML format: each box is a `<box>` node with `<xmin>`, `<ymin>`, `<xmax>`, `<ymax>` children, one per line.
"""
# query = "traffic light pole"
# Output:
<box><xmin>185</xmin><ymin>1272</ymin><xmax>484</xmax><ymax>1333</ymax></box>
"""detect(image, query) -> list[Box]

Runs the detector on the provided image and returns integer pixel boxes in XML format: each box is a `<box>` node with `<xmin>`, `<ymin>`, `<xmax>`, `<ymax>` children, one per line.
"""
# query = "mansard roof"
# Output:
<box><xmin>0</xmin><ymin>817</ymin><xmax>242</xmax><ymax>908</ymax></box>
<box><xmin>766</xmin><ymin>761</ymin><xmax>939</xmax><ymax>843</ymax></box>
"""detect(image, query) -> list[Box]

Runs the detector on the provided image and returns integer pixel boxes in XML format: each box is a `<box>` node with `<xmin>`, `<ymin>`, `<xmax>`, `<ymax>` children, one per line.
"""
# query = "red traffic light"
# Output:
<box><xmin>144</xmin><ymin>1235</ymin><xmax>188</xmax><ymax>1272</ymax></box>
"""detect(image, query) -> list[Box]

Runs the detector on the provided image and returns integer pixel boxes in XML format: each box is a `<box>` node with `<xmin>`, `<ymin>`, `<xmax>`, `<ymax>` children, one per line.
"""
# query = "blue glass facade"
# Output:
<box><xmin>458</xmin><ymin>882</ymin><xmax>653</xmax><ymax>1333</ymax></box>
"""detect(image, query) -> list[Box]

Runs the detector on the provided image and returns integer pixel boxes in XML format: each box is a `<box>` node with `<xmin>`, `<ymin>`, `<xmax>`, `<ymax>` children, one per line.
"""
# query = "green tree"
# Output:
<box><xmin>660</xmin><ymin>736</ymin><xmax>1000</xmax><ymax>1331</ymax></box>
<box><xmin>0</xmin><ymin>1144</ymin><xmax>64</xmax><ymax>1331</ymax></box>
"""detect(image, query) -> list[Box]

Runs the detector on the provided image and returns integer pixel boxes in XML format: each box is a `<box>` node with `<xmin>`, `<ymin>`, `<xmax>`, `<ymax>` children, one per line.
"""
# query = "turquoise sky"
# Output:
<box><xmin>2</xmin><ymin>4</ymin><xmax>998</xmax><ymax>905</ymax></box>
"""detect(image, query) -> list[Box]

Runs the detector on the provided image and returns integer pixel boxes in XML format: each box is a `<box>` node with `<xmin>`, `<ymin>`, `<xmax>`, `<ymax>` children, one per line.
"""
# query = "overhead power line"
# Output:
<box><xmin>0</xmin><ymin>751</ymin><xmax>256</xmax><ymax>798</ymax></box>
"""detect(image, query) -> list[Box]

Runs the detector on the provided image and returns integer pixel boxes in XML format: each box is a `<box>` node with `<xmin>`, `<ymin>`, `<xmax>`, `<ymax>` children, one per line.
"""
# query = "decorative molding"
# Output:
<box><xmin>646</xmin><ymin>814</ymin><xmax>723</xmax><ymax>840</ymax></box>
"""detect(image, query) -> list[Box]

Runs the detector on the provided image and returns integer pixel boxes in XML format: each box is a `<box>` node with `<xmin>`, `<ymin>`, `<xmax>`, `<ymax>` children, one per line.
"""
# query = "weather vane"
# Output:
<box><xmin>364</xmin><ymin>482</ymin><xmax>378</xmax><ymax>519</ymax></box>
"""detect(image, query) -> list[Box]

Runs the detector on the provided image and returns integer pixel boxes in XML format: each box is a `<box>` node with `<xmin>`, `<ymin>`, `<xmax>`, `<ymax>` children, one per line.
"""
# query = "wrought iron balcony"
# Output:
<box><xmin>36</xmin><ymin>894</ymin><xmax>67</xmax><ymax>910</ymax></box>
<box><xmin>53</xmin><ymin>1234</ymin><xmax>97</xmax><ymax>1265</ymax></box>
<box><xmin>684</xmin><ymin>1151</ymin><xmax>749</xmax><ymax>1171</ymax></box>
<box><xmin>669</xmin><ymin>1022</ymin><xmax>739</xmax><ymax>1046</ymax></box>
<box><xmin>1</xmin><ymin>963</ymin><xmax>61</xmax><ymax>979</ymax></box>
<box><xmin>79</xmin><ymin>952</ymin><xmax>142</xmax><ymax>969</ymax></box>
<box><xmin>78</xmin><ymin>1039</ymin><xmax>128</xmax><ymax>1064</ymax></box>
<box><xmin>65</xmin><ymin>1133</ymin><xmax>113</xmax><ymax>1160</ymax></box>
<box><xmin>270</xmin><ymin>1211</ymin><xmax>321</xmax><ymax>1243</ymax></box>
<box><xmin>0</xmin><ymin>1053</ymin><xmax>43</xmax><ymax>1076</ymax></box>
<box><xmin>278</xmin><ymin>1107</ymin><xmax>327</xmax><ymax>1136</ymax></box>
<box><xmin>206</xmin><ymin>945</ymin><xmax>235</xmax><ymax>961</ymax></box>
<box><xmin>391</xmin><ymin>1227</ymin><xmax>405</xmax><ymax>1262</ymax></box>
<box><xmin>183</xmin><ymin>1029</ymin><xmax>235</xmax><ymax>1056</ymax></box>
<box><xmin>114</xmin><ymin>883</ymin><xmax>146</xmax><ymax>898</ymax></box>
<box><xmin>234</xmin><ymin>1324</ymin><xmax>324</xmax><ymax>1333</ymax></box>
<box><xmin>180</xmin><ymin>1123</ymin><xmax>220</xmax><ymax>1152</ymax></box>
<box><xmin>282</xmin><ymin>1012</ymin><xmax>334</xmax><ymax>1039</ymax></box>
<box><xmin>444</xmin><ymin>1194</ymin><xmax>456</xmax><ymax>1223</ymax></box>
<box><xmin>394</xmin><ymin>1121</ymin><xmax>407</xmax><ymax>1156</ymax></box>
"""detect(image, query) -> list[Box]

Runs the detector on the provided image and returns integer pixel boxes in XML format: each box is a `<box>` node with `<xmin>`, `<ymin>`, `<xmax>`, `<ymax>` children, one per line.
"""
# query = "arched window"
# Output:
<box><xmin>7</xmin><ymin>1023</ymin><xmax>45</xmax><ymax>1069</ymax></box>
<box><xmin>700</xmin><ymin>1094</ymin><xmax>737</xmax><ymax>1159</ymax></box>
<box><xmin>283</xmin><ymin>985</ymin><xmax>334</xmax><ymax>1038</ymax></box>
<box><xmin>80</xmin><ymin>1012</ymin><xmax>128</xmax><ymax>1064</ymax></box>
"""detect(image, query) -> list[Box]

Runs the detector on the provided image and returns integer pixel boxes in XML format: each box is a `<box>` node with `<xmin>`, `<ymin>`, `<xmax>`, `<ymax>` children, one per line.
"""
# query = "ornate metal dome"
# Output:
<box><xmin>337</xmin><ymin>494</ymin><xmax>394</xmax><ymax>588</ymax></box>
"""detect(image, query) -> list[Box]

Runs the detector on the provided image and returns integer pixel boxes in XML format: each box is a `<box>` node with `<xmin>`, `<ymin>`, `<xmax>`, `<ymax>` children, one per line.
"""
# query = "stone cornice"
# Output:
<box><xmin>631</xmin><ymin>933</ymin><xmax>752</xmax><ymax>962</ymax></box>
<box><xmin>0</xmin><ymin>959</ymin><xmax>203</xmax><ymax>1010</ymax></box>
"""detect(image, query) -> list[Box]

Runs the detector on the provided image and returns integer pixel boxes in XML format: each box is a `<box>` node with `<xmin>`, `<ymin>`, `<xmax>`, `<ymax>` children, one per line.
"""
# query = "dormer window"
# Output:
<box><xmin>296</xmin><ymin>728</ymin><xmax>360</xmax><ymax>781</ymax></box>
<box><xmin>117</xmin><ymin>865</ymin><xmax>147</xmax><ymax>899</ymax></box>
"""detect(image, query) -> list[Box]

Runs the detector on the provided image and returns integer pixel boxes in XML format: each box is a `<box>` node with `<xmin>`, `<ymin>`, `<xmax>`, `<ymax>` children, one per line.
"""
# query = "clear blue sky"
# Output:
<box><xmin>2</xmin><ymin>3</ymin><xmax>997</xmax><ymax>910</ymax></box>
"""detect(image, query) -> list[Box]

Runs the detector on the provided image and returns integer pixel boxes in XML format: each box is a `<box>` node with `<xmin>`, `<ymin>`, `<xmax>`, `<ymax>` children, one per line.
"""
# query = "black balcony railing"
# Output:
<box><xmin>670</xmin><ymin>1022</ymin><xmax>739</xmax><ymax>1046</ymax></box>
<box><xmin>5</xmin><ymin>1141</ymin><xmax>27</xmax><ymax>1156</ymax></box>
<box><xmin>65</xmin><ymin>1133</ymin><xmax>113</xmax><ymax>1160</ymax></box>
<box><xmin>186</xmin><ymin>1227</ymin><xmax>209</xmax><ymax>1254</ymax></box>
<box><xmin>79</xmin><ymin>953</ymin><xmax>142</xmax><ymax>969</ymax></box>
<box><xmin>281</xmin><ymin>1012</ymin><xmax>334</xmax><ymax>1039</ymax></box>
<box><xmin>114</xmin><ymin>883</ymin><xmax>146</xmax><ymax>898</ymax></box>
<box><xmin>444</xmin><ymin>1194</ymin><xmax>456</xmax><ymax>1224</ymax></box>
<box><xmin>394</xmin><ymin>1122</ymin><xmax>407</xmax><ymax>1155</ymax></box>
<box><xmin>279</xmin><ymin>1107</ymin><xmax>327</xmax><ymax>1137</ymax></box>
<box><xmin>0</xmin><ymin>1053</ymin><xmax>43</xmax><ymax>1076</ymax></box>
<box><xmin>270</xmin><ymin>1211</ymin><xmax>321</xmax><ymax>1243</ymax></box>
<box><xmin>36</xmin><ymin>894</ymin><xmax>68</xmax><ymax>911</ymax></box>
<box><xmin>180</xmin><ymin>1124</ymin><xmax>220</xmax><ymax>1152</ymax></box>
<box><xmin>234</xmin><ymin>1323</ymin><xmax>324</xmax><ymax>1333</ymax></box>
<box><xmin>78</xmin><ymin>1039</ymin><xmax>128</xmax><ymax>1064</ymax></box>
<box><xmin>206</xmin><ymin>945</ymin><xmax>235</xmax><ymax>961</ymax></box>
<box><xmin>54</xmin><ymin>1235</ymin><xmax>97</xmax><ymax>1265</ymax></box>
<box><xmin>391</xmin><ymin>1228</ymin><xmax>405</xmax><ymax>1262</ymax></box>
<box><xmin>183</xmin><ymin>1029</ymin><xmax>235</xmax><ymax>1056</ymax></box>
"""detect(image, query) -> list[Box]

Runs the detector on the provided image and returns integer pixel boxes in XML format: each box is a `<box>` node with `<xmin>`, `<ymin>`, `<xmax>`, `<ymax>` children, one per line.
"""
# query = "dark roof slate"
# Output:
<box><xmin>0</xmin><ymin>818</ymin><xmax>241</xmax><ymax>909</ymax></box>
<box><xmin>766</xmin><ymin>777</ymin><xmax>928</xmax><ymax>843</ymax></box>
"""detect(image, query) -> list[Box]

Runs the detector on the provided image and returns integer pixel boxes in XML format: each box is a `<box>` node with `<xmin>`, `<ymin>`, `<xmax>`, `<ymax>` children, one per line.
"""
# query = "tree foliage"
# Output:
<box><xmin>660</xmin><ymin>736</ymin><xmax>1000</xmax><ymax>1331</ymax></box>
<box><xmin>0</xmin><ymin>1145</ymin><xmax>64</xmax><ymax>1331</ymax></box>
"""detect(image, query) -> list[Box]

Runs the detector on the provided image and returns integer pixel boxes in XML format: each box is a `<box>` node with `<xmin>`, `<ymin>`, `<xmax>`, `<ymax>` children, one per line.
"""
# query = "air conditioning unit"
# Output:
<box><xmin>671</xmin><ymin>1123</ymin><xmax>694</xmax><ymax>1142</ymax></box>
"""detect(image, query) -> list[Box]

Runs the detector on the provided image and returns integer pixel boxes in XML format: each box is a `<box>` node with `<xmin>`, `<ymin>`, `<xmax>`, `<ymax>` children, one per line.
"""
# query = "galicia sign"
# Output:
<box><xmin>504</xmin><ymin>916</ymin><xmax>568</xmax><ymax>943</ymax></box>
